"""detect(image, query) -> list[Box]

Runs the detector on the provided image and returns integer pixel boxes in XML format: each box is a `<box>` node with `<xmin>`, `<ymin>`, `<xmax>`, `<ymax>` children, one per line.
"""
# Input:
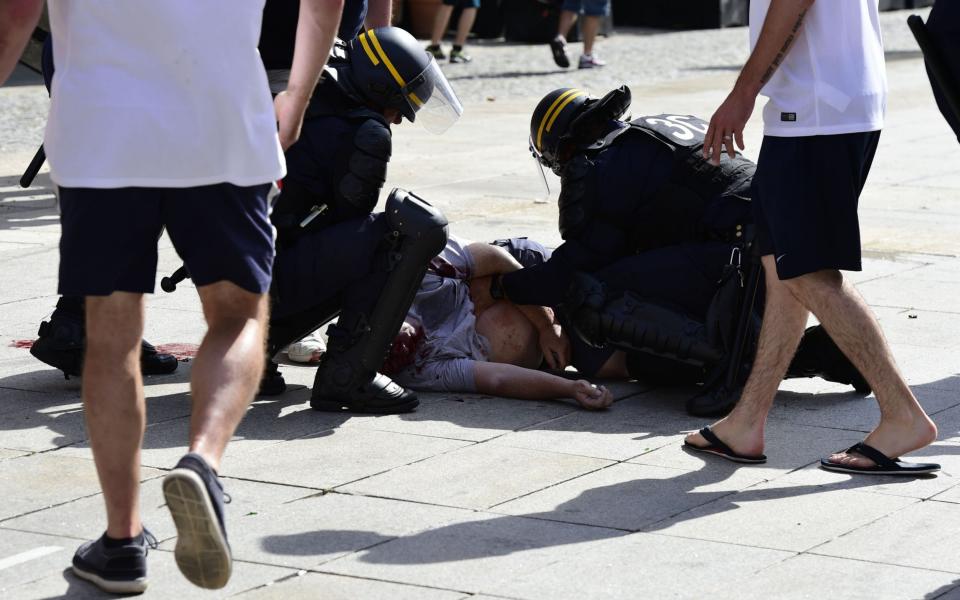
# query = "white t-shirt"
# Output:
<box><xmin>750</xmin><ymin>0</ymin><xmax>887</xmax><ymax>137</ymax></box>
<box><xmin>45</xmin><ymin>1</ymin><xmax>285</xmax><ymax>188</ymax></box>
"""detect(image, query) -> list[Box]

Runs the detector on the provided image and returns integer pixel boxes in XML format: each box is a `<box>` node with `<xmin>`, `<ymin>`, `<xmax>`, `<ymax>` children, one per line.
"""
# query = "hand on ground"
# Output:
<box><xmin>572</xmin><ymin>380</ymin><xmax>612</xmax><ymax>411</ymax></box>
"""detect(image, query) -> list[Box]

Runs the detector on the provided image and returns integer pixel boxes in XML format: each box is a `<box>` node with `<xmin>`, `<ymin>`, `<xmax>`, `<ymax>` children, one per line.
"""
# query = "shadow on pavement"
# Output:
<box><xmin>258</xmin><ymin>375</ymin><xmax>960</xmax><ymax>566</ymax></box>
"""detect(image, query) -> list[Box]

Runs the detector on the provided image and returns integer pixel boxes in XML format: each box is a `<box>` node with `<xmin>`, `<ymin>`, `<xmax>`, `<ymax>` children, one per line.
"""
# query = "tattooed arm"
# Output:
<box><xmin>702</xmin><ymin>0</ymin><xmax>814</xmax><ymax>164</ymax></box>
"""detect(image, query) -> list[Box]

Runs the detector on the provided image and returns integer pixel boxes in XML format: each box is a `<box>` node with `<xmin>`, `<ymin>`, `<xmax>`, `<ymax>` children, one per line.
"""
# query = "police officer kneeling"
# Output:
<box><xmin>491</xmin><ymin>86</ymin><xmax>869</xmax><ymax>416</ymax></box>
<box><xmin>262</xmin><ymin>26</ymin><xmax>461</xmax><ymax>414</ymax></box>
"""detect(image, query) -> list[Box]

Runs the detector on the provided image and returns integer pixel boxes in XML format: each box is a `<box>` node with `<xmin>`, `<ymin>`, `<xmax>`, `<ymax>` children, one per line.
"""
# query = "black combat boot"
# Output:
<box><xmin>309</xmin><ymin>189</ymin><xmax>447</xmax><ymax>413</ymax></box>
<box><xmin>309</xmin><ymin>315</ymin><xmax>418</xmax><ymax>414</ymax></box>
<box><xmin>30</xmin><ymin>296</ymin><xmax>179</xmax><ymax>378</ymax></box>
<box><xmin>258</xmin><ymin>360</ymin><xmax>287</xmax><ymax>396</ymax></box>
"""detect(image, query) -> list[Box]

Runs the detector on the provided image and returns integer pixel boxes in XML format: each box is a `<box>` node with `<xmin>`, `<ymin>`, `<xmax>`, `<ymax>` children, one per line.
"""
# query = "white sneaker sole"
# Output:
<box><xmin>71</xmin><ymin>565</ymin><xmax>148</xmax><ymax>594</ymax></box>
<box><xmin>162</xmin><ymin>469</ymin><xmax>232</xmax><ymax>589</ymax></box>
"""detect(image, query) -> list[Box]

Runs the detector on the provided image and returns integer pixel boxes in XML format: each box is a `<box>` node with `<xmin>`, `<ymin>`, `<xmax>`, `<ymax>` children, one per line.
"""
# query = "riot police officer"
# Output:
<box><xmin>260</xmin><ymin>25</ymin><xmax>462</xmax><ymax>413</ymax></box>
<box><xmin>489</xmin><ymin>86</ymin><xmax>868</xmax><ymax>415</ymax></box>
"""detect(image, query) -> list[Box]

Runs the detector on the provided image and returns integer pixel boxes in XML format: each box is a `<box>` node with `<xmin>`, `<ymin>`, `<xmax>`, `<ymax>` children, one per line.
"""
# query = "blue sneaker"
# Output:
<box><xmin>162</xmin><ymin>453</ymin><xmax>232</xmax><ymax>589</ymax></box>
<box><xmin>71</xmin><ymin>529</ymin><xmax>158</xmax><ymax>594</ymax></box>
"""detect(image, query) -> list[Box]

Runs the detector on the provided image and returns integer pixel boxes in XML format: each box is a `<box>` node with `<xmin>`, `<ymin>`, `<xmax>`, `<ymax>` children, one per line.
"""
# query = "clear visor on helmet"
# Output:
<box><xmin>529</xmin><ymin>136</ymin><xmax>551</xmax><ymax>200</ymax></box>
<box><xmin>402</xmin><ymin>58</ymin><xmax>463</xmax><ymax>134</ymax></box>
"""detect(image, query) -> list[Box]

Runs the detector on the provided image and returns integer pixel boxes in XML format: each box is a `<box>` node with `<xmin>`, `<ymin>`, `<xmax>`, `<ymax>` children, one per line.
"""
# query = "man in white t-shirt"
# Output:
<box><xmin>684</xmin><ymin>0</ymin><xmax>939</xmax><ymax>476</ymax></box>
<box><xmin>1</xmin><ymin>0</ymin><xmax>343</xmax><ymax>593</ymax></box>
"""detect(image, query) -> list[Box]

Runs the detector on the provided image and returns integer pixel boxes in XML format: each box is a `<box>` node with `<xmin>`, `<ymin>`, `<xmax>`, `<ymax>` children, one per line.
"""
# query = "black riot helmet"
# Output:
<box><xmin>529</xmin><ymin>86</ymin><xmax>632</xmax><ymax>174</ymax></box>
<box><xmin>341</xmin><ymin>27</ymin><xmax>463</xmax><ymax>133</ymax></box>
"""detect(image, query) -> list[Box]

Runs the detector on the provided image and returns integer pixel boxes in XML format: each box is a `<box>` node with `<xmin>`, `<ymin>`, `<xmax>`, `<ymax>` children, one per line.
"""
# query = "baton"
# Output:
<box><xmin>161</xmin><ymin>265</ymin><xmax>190</xmax><ymax>293</ymax></box>
<box><xmin>908</xmin><ymin>15</ymin><xmax>960</xmax><ymax>132</ymax></box>
<box><xmin>19</xmin><ymin>145</ymin><xmax>46</xmax><ymax>189</ymax></box>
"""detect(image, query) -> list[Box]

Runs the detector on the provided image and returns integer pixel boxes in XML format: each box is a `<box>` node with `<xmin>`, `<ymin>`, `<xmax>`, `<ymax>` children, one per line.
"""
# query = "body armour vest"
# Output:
<box><xmin>559</xmin><ymin>114</ymin><xmax>754</xmax><ymax>254</ymax></box>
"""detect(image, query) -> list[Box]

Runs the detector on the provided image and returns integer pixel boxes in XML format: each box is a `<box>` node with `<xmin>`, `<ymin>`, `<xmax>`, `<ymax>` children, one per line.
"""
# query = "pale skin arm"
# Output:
<box><xmin>702</xmin><ymin>0</ymin><xmax>814</xmax><ymax>165</ymax></box>
<box><xmin>364</xmin><ymin>0</ymin><xmax>393</xmax><ymax>29</ymax></box>
<box><xmin>275</xmin><ymin>0</ymin><xmax>345</xmax><ymax>150</ymax></box>
<box><xmin>474</xmin><ymin>361</ymin><xmax>612</xmax><ymax>410</ymax></box>
<box><xmin>0</xmin><ymin>0</ymin><xmax>43</xmax><ymax>84</ymax></box>
<box><xmin>465</xmin><ymin>242</ymin><xmax>571</xmax><ymax>369</ymax></box>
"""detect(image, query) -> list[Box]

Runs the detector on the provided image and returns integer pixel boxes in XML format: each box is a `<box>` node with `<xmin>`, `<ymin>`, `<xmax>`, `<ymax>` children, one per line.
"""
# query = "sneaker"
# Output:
<box><xmin>71</xmin><ymin>529</ymin><xmax>158</xmax><ymax>594</ymax></box>
<box><xmin>578</xmin><ymin>53</ymin><xmax>606</xmax><ymax>69</ymax></box>
<box><xmin>425</xmin><ymin>44</ymin><xmax>446</xmax><ymax>60</ymax></box>
<box><xmin>449</xmin><ymin>49</ymin><xmax>472</xmax><ymax>64</ymax></box>
<box><xmin>286</xmin><ymin>329</ymin><xmax>326</xmax><ymax>364</ymax></box>
<box><xmin>549</xmin><ymin>37</ymin><xmax>570</xmax><ymax>68</ymax></box>
<box><xmin>163</xmin><ymin>453</ymin><xmax>232</xmax><ymax>589</ymax></box>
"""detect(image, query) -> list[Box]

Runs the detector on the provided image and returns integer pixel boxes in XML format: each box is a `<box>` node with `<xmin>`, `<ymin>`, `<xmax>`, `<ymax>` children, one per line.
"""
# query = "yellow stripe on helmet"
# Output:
<box><xmin>368</xmin><ymin>29</ymin><xmax>407</xmax><ymax>88</ymax></box>
<box><xmin>408</xmin><ymin>92</ymin><xmax>424</xmax><ymax>107</ymax></box>
<box><xmin>535</xmin><ymin>89</ymin><xmax>585</xmax><ymax>151</ymax></box>
<box><xmin>358</xmin><ymin>32</ymin><xmax>380</xmax><ymax>66</ymax></box>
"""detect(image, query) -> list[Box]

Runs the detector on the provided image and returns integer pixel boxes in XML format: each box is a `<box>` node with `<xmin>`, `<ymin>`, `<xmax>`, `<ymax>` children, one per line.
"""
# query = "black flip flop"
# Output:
<box><xmin>820</xmin><ymin>442</ymin><xmax>940</xmax><ymax>476</ymax></box>
<box><xmin>683</xmin><ymin>427</ymin><xmax>767</xmax><ymax>464</ymax></box>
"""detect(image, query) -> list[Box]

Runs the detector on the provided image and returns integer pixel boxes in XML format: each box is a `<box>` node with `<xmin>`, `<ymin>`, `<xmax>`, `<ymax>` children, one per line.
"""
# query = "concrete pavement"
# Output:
<box><xmin>2</xmin><ymin>9</ymin><xmax>960</xmax><ymax>599</ymax></box>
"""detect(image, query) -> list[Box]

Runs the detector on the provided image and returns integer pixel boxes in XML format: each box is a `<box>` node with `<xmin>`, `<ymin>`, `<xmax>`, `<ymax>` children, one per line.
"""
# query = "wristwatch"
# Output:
<box><xmin>489</xmin><ymin>274</ymin><xmax>507</xmax><ymax>300</ymax></box>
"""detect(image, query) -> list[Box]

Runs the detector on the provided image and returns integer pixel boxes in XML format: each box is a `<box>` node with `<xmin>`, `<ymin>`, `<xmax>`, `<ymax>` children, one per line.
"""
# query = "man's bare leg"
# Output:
<box><xmin>83</xmin><ymin>292</ymin><xmax>146</xmax><ymax>539</ymax></box>
<box><xmin>581</xmin><ymin>15</ymin><xmax>600</xmax><ymax>56</ymax></box>
<box><xmin>685</xmin><ymin>255</ymin><xmax>809</xmax><ymax>456</ymax></box>
<box><xmin>557</xmin><ymin>10</ymin><xmax>577</xmax><ymax>40</ymax></box>
<box><xmin>454</xmin><ymin>7</ymin><xmax>477</xmax><ymax>46</ymax></box>
<box><xmin>784</xmin><ymin>270</ymin><xmax>937</xmax><ymax>466</ymax></box>
<box><xmin>430</xmin><ymin>5</ymin><xmax>455</xmax><ymax>47</ymax></box>
<box><xmin>189</xmin><ymin>281</ymin><xmax>269</xmax><ymax>470</ymax></box>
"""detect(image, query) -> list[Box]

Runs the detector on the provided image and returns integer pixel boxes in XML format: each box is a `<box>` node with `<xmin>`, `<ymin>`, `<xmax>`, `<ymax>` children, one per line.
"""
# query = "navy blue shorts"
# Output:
<box><xmin>58</xmin><ymin>183</ymin><xmax>275</xmax><ymax>296</ymax></box>
<box><xmin>752</xmin><ymin>131</ymin><xmax>880</xmax><ymax>280</ymax></box>
<box><xmin>443</xmin><ymin>0</ymin><xmax>480</xmax><ymax>7</ymax></box>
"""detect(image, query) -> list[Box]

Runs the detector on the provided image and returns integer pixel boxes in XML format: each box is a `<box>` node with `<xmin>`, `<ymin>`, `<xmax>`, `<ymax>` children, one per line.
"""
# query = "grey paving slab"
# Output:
<box><xmin>929</xmin><ymin>405</ymin><xmax>960</xmax><ymax>444</ymax></box>
<box><xmin>0</xmin><ymin>356</ymin><xmax>82</xmax><ymax>395</ymax></box>
<box><xmin>0</xmin><ymin>448</ymin><xmax>27</xmax><ymax>460</ymax></box>
<box><xmin>494</xmin><ymin>461</ymin><xmax>770</xmax><ymax>532</ymax></box>
<box><xmin>225</xmin><ymin>427</ymin><xmax>471</xmax><ymax>490</ymax></box>
<box><xmin>235</xmin><ymin>571</ymin><xmax>466</xmax><ymax>600</ymax></box>
<box><xmin>201</xmin><ymin>492</ymin><xmax>481</xmax><ymax>571</ymax></box>
<box><xmin>55</xmin><ymin>391</ymin><xmax>369</xmax><ymax>470</ymax></box>
<box><xmin>814</xmin><ymin>499</ymin><xmax>960</xmax><ymax>574</ymax></box>
<box><xmin>765</xmin><ymin>383</ymin><xmax>960</xmax><ymax>435</ymax></box>
<box><xmin>858</xmin><ymin>276</ymin><xmax>960</xmax><ymax>314</ymax></box>
<box><xmin>0</xmin><ymin>453</ymin><xmax>165</xmax><ymax>523</ymax></box>
<box><xmin>629</xmin><ymin>420</ymin><xmax>866</xmax><ymax>483</ymax></box>
<box><xmin>0</xmin><ymin>398</ymin><xmax>86</xmax><ymax>452</ymax></box>
<box><xmin>744</xmin><ymin>447</ymin><xmax>960</xmax><ymax>503</ymax></box>
<box><xmin>341</xmin><ymin>443</ymin><xmax>612</xmax><ymax>510</ymax></box>
<box><xmin>714</xmin><ymin>553</ymin><xmax>960</xmax><ymax>600</ymax></box>
<box><xmin>4</xmin><ymin>476</ymin><xmax>312</xmax><ymax>545</ymax></box>
<box><xmin>477</xmin><ymin>533</ymin><xmax>792</xmax><ymax>600</ymax></box>
<box><xmin>322</xmin><ymin>512</ymin><xmax>629</xmax><ymax>593</ymax></box>
<box><xmin>352</xmin><ymin>392</ymin><xmax>580</xmax><ymax>442</ymax></box>
<box><xmin>0</xmin><ymin>529</ymin><xmax>78</xmax><ymax>593</ymax></box>
<box><xmin>487</xmin><ymin>388</ymin><xmax>721</xmax><ymax>461</ymax></box>
<box><xmin>11</xmin><ymin>551</ymin><xmax>295</xmax><ymax>599</ymax></box>
<box><xmin>651</xmin><ymin>474</ymin><xmax>918</xmax><ymax>552</ymax></box>
<box><xmin>328</xmin><ymin>522</ymin><xmax>791</xmax><ymax>599</ymax></box>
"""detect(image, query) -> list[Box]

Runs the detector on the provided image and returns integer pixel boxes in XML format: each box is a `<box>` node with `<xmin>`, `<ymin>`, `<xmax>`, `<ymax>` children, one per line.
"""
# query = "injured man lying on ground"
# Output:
<box><xmin>378</xmin><ymin>234</ymin><xmax>869</xmax><ymax>414</ymax></box>
<box><xmin>382</xmin><ymin>236</ymin><xmax>614</xmax><ymax>411</ymax></box>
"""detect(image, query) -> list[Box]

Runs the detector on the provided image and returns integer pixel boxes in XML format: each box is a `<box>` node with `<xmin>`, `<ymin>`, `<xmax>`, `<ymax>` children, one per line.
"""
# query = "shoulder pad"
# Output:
<box><xmin>338</xmin><ymin>119</ymin><xmax>392</xmax><ymax>214</ymax></box>
<box><xmin>557</xmin><ymin>155</ymin><xmax>595</xmax><ymax>240</ymax></box>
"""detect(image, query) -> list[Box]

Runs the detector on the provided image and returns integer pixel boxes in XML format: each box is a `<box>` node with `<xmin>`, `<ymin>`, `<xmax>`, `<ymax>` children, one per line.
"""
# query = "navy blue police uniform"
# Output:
<box><xmin>500</xmin><ymin>113</ymin><xmax>752</xmax><ymax>377</ymax></box>
<box><xmin>258</xmin><ymin>19</ymin><xmax>451</xmax><ymax>413</ymax></box>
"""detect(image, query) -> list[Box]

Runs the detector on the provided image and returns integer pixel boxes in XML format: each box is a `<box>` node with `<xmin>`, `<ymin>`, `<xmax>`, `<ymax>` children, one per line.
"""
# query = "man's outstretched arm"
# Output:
<box><xmin>0</xmin><ymin>0</ymin><xmax>43</xmax><ymax>85</ymax></box>
<box><xmin>703</xmin><ymin>0</ymin><xmax>814</xmax><ymax>164</ymax></box>
<box><xmin>275</xmin><ymin>0</ymin><xmax>344</xmax><ymax>150</ymax></box>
